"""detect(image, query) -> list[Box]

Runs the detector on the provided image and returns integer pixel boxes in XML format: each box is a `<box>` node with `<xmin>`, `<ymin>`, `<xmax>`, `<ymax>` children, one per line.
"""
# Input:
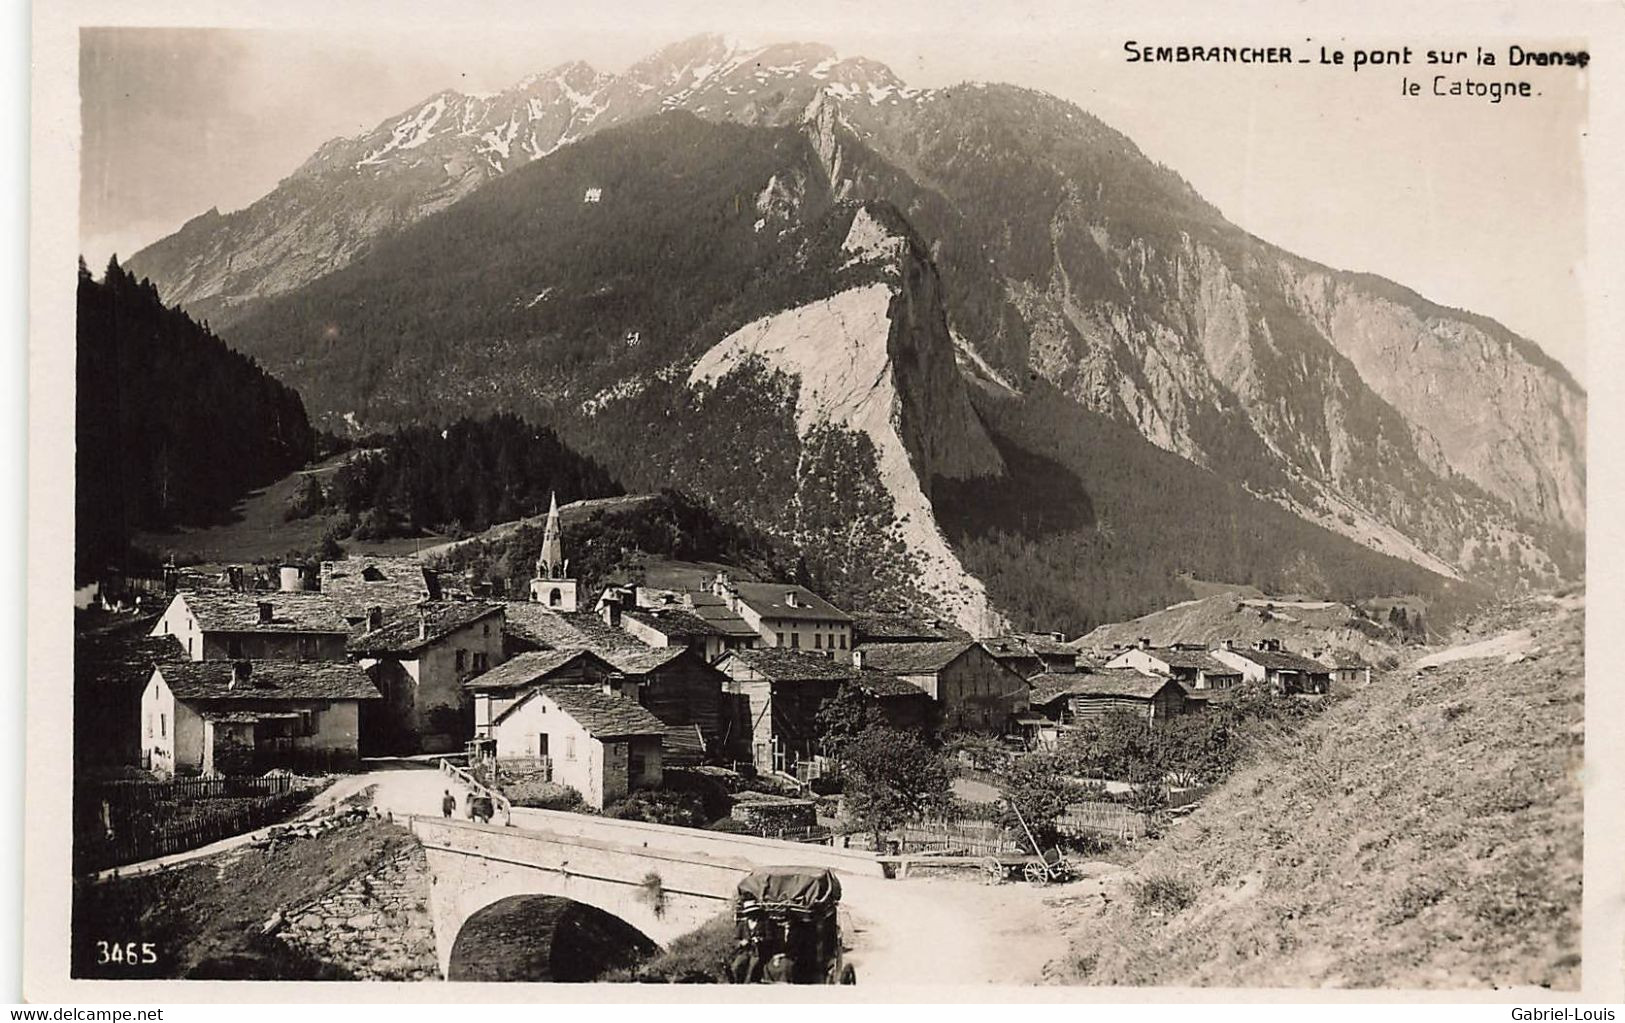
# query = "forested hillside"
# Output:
<box><xmin>298</xmin><ymin>415</ymin><xmax>621</xmax><ymax>541</ymax></box>
<box><xmin>75</xmin><ymin>259</ymin><xmax>314</xmax><ymax>583</ymax></box>
<box><xmin>430</xmin><ymin>489</ymin><xmax>786</xmax><ymax>600</ymax></box>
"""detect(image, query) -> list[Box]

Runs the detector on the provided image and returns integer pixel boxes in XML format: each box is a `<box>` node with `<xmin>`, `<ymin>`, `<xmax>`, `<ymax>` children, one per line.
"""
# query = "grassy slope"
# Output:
<box><xmin>1057</xmin><ymin>592</ymin><xmax>1583</xmax><ymax>990</ymax></box>
<box><xmin>133</xmin><ymin>453</ymin><xmax>447</xmax><ymax>565</ymax></box>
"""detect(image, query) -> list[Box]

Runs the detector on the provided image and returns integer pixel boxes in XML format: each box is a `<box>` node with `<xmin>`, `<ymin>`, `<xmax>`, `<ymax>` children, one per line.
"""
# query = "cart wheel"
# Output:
<box><xmin>981</xmin><ymin>857</ymin><xmax>1005</xmax><ymax>883</ymax></box>
<box><xmin>839</xmin><ymin>964</ymin><xmax>857</xmax><ymax>985</ymax></box>
<box><xmin>1023</xmin><ymin>861</ymin><xmax>1049</xmax><ymax>884</ymax></box>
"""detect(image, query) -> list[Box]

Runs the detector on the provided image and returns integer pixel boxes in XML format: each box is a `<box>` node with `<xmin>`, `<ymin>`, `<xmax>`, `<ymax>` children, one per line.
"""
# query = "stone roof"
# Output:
<box><xmin>1032</xmin><ymin>669</ymin><xmax>1173</xmax><ymax>702</ymax></box>
<box><xmin>848</xmin><ymin>611</ymin><xmax>966</xmax><ymax>642</ymax></box>
<box><xmin>155</xmin><ymin>661</ymin><xmax>382</xmax><ymax>702</ymax></box>
<box><xmin>319</xmin><ymin>556</ymin><xmax>442</xmax><ymax>617</ymax></box>
<box><xmin>463</xmin><ymin>648</ymin><xmax>617</xmax><ymax>692</ymax></box>
<box><xmin>722</xmin><ymin>647</ymin><xmax>860</xmax><ymax>682</ymax></box>
<box><xmin>502</xmin><ymin>601</ymin><xmax>597</xmax><ymax>650</ymax></box>
<box><xmin>1225</xmin><ymin>647</ymin><xmax>1331</xmax><ymax>673</ymax></box>
<box><xmin>1318</xmin><ymin>648</ymin><xmax>1370</xmax><ymax>668</ymax></box>
<box><xmin>727</xmin><ymin>582</ymin><xmax>850</xmax><ymax>624</ymax></box>
<box><xmin>177</xmin><ymin>591</ymin><xmax>350</xmax><ymax>635</ymax></box>
<box><xmin>986</xmin><ymin>633</ymin><xmax>1074</xmax><ymax>658</ymax></box>
<box><xmin>1139</xmin><ymin>647</ymin><xmax>1241</xmax><ymax>675</ymax></box>
<box><xmin>77</xmin><ymin>631</ymin><xmax>187</xmax><ymax>689</ymax></box>
<box><xmin>620</xmin><ymin>606</ymin><xmax>726</xmax><ymax>638</ymax></box>
<box><xmin>857</xmin><ymin>640</ymin><xmax>975</xmax><ymax>675</ymax></box>
<box><xmin>530</xmin><ymin>685</ymin><xmax>666</xmax><ymax>738</ymax></box>
<box><xmin>347</xmin><ymin>600</ymin><xmax>503</xmax><ymax>656</ymax></box>
<box><xmin>602</xmin><ymin>646</ymin><xmax>692</xmax><ymax>675</ymax></box>
<box><xmin>848</xmin><ymin>668</ymin><xmax>930</xmax><ymax>699</ymax></box>
<box><xmin>681</xmin><ymin>593</ymin><xmax>761</xmax><ymax>638</ymax></box>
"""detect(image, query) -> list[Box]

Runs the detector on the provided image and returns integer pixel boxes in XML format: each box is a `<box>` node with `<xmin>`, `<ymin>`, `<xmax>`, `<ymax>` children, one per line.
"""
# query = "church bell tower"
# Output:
<box><xmin>528</xmin><ymin>492</ymin><xmax>578</xmax><ymax>611</ymax></box>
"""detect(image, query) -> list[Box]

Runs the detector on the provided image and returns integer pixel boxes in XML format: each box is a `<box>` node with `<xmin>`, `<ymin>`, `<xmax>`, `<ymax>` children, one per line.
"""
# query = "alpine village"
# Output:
<box><xmin>71</xmin><ymin>35</ymin><xmax>1584</xmax><ymax>989</ymax></box>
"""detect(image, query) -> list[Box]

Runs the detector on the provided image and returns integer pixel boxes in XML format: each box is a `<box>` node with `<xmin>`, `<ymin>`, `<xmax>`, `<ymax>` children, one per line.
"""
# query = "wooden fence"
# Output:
<box><xmin>1057</xmin><ymin>800</ymin><xmax>1148</xmax><ymax>840</ymax></box>
<box><xmin>896</xmin><ymin>818</ymin><xmax>1016</xmax><ymax>856</ymax></box>
<box><xmin>93</xmin><ymin>775</ymin><xmax>295</xmax><ymax>804</ymax></box>
<box><xmin>74</xmin><ymin>776</ymin><xmax>311</xmax><ymax>873</ymax></box>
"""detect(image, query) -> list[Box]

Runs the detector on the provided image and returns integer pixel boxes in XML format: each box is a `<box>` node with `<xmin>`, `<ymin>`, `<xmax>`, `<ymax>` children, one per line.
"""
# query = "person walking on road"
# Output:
<box><xmin>441</xmin><ymin>789</ymin><xmax>456</xmax><ymax>819</ymax></box>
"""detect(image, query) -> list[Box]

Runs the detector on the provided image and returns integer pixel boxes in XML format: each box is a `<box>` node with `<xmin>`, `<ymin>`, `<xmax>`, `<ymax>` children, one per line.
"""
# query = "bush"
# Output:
<box><xmin>1131</xmin><ymin>873</ymin><xmax>1198</xmax><ymax>916</ymax></box>
<box><xmin>503</xmin><ymin>778</ymin><xmax>585</xmax><ymax>811</ymax></box>
<box><xmin>658</xmin><ymin>768</ymin><xmax>736</xmax><ymax>821</ymax></box>
<box><xmin>602</xmin><ymin>913</ymin><xmax>737</xmax><ymax>983</ymax></box>
<box><xmin>808</xmin><ymin>775</ymin><xmax>844</xmax><ymax>796</ymax></box>
<box><xmin>605</xmin><ymin>789</ymin><xmax>708</xmax><ymax>828</ymax></box>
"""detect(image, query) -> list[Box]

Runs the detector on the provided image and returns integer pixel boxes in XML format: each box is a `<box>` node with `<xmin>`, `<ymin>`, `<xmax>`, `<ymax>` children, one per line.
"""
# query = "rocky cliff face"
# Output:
<box><xmin>688</xmin><ymin>203</ymin><xmax>1005</xmax><ymax>632</ymax></box>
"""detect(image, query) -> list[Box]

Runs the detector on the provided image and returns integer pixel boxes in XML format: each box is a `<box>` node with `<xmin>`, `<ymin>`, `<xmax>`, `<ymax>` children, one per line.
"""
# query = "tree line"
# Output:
<box><xmin>76</xmin><ymin>258</ymin><xmax>315</xmax><ymax>583</ymax></box>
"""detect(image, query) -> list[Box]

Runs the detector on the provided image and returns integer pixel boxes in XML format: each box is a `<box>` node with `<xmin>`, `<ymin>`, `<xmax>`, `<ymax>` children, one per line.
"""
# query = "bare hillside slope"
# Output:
<box><xmin>1053</xmin><ymin>591</ymin><xmax>1583</xmax><ymax>989</ymax></box>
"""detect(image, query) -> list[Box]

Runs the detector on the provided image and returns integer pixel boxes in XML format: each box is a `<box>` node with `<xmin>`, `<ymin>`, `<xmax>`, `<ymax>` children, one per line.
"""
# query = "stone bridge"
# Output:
<box><xmin>410</xmin><ymin>808</ymin><xmax>888</xmax><ymax>979</ymax></box>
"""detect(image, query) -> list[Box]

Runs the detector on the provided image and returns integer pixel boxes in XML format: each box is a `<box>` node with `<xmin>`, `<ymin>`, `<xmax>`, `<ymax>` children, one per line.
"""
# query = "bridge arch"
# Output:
<box><xmin>448</xmin><ymin>894</ymin><xmax>659</xmax><ymax>981</ymax></box>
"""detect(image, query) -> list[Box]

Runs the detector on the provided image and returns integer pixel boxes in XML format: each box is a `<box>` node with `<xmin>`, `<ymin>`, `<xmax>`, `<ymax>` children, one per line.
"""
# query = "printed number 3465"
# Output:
<box><xmin>96</xmin><ymin>941</ymin><xmax>157</xmax><ymax>965</ymax></box>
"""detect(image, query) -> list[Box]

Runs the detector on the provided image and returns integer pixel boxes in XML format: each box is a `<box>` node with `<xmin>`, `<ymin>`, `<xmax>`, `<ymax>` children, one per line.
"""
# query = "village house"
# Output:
<box><xmin>1105</xmin><ymin>640</ymin><xmax>1245</xmax><ymax>691</ymax></box>
<box><xmin>703</xmin><ymin>572</ymin><xmax>853</xmax><ymax>653</ymax></box>
<box><xmin>75</xmin><ymin>624</ymin><xmax>187</xmax><ymax>771</ymax></box>
<box><xmin>319</xmin><ymin>555</ymin><xmax>444</xmax><ymax>624</ymax></box>
<box><xmin>1211</xmin><ymin>639</ymin><xmax>1335</xmax><ymax>695</ymax></box>
<box><xmin>855</xmin><ymin>640</ymin><xmax>1029</xmax><ymax>733</ymax></box>
<box><xmin>483</xmin><ymin>683</ymin><xmax>665</xmax><ymax>809</ymax></box>
<box><xmin>150</xmin><ymin>590</ymin><xmax>351</xmax><ymax>662</ymax></box>
<box><xmin>491</xmin><ymin>596</ymin><xmax>726</xmax><ymax>765</ymax></box>
<box><xmin>599</xmin><ymin>646</ymin><xmax>727</xmax><ymax>766</ymax></box>
<box><xmin>1315</xmin><ymin>648</ymin><xmax>1374</xmax><ymax>686</ymax></box>
<box><xmin>465</xmin><ymin>648</ymin><xmax>625</xmax><ymax>751</ymax></box>
<box><xmin>348</xmin><ymin>600</ymin><xmax>506</xmax><ymax>754</ymax></box>
<box><xmin>713</xmin><ymin>647</ymin><xmax>932</xmax><ymax>775</ymax></box>
<box><xmin>982</xmin><ymin>633</ymin><xmax>1077</xmax><ymax>678</ymax></box>
<box><xmin>141</xmin><ymin>660</ymin><xmax>381</xmax><ymax>777</ymax></box>
<box><xmin>597</xmin><ymin>587</ymin><xmax>734</xmax><ymax>662</ymax></box>
<box><xmin>678</xmin><ymin>590</ymin><xmax>764</xmax><ymax>652</ymax></box>
<box><xmin>1028</xmin><ymin>669</ymin><xmax>1193</xmax><ymax>726</ymax></box>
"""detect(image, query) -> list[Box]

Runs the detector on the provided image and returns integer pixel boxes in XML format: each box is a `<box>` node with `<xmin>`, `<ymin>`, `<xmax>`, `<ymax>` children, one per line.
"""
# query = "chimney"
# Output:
<box><xmin>852</xmin><ymin>648</ymin><xmax>864</xmax><ymax>670</ymax></box>
<box><xmin>1221</xmin><ymin>639</ymin><xmax>1235</xmax><ymax>651</ymax></box>
<box><xmin>785</xmin><ymin>592</ymin><xmax>799</xmax><ymax>608</ymax></box>
<box><xmin>256</xmin><ymin>601</ymin><xmax>273</xmax><ymax>624</ymax></box>
<box><xmin>600</xmin><ymin>593</ymin><xmax>622</xmax><ymax>628</ymax></box>
<box><xmin>228</xmin><ymin>566</ymin><xmax>245</xmax><ymax>591</ymax></box>
<box><xmin>366</xmin><ymin>606</ymin><xmax>383</xmax><ymax>632</ymax></box>
<box><xmin>230</xmin><ymin>660</ymin><xmax>252</xmax><ymax>689</ymax></box>
<box><xmin>417</xmin><ymin>612</ymin><xmax>429</xmax><ymax>642</ymax></box>
<box><xmin>1138</xmin><ymin>637</ymin><xmax>1151</xmax><ymax>650</ymax></box>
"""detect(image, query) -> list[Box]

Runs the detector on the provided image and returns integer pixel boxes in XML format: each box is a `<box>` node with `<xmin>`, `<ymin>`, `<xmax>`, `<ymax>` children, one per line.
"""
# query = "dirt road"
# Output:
<box><xmin>841</xmin><ymin>865</ymin><xmax>1125</xmax><ymax>986</ymax></box>
<box><xmin>304</xmin><ymin>761</ymin><xmax>475</xmax><ymax>820</ymax></box>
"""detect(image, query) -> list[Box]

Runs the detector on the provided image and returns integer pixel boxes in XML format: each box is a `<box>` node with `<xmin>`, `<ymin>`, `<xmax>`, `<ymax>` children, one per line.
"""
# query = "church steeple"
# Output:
<box><xmin>529</xmin><ymin>492</ymin><xmax>578</xmax><ymax>611</ymax></box>
<box><xmin>538</xmin><ymin>491</ymin><xmax>564</xmax><ymax>579</ymax></box>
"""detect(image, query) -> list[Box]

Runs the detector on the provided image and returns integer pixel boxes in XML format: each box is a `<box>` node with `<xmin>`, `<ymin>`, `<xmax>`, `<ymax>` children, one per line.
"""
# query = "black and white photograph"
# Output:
<box><xmin>24</xmin><ymin>0</ymin><xmax>1618</xmax><ymax>1002</ymax></box>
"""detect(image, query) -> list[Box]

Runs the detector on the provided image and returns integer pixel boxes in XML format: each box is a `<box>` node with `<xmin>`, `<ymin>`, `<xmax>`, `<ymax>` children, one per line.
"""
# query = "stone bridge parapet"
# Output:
<box><xmin>410</xmin><ymin>811</ymin><xmax>886</xmax><ymax>978</ymax></box>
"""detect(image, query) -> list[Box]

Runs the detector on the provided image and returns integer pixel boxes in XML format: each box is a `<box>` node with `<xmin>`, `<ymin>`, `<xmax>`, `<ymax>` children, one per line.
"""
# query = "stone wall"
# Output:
<box><xmin>277</xmin><ymin>846</ymin><xmax>439</xmax><ymax>980</ymax></box>
<box><xmin>731</xmin><ymin>796</ymin><xmax>816</xmax><ymax>833</ymax></box>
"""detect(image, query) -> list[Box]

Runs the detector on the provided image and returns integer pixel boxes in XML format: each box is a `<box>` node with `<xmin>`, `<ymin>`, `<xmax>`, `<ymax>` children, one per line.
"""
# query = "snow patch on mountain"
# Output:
<box><xmin>359</xmin><ymin>96</ymin><xmax>448</xmax><ymax>166</ymax></box>
<box><xmin>688</xmin><ymin>283</ymin><xmax>999</xmax><ymax>633</ymax></box>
